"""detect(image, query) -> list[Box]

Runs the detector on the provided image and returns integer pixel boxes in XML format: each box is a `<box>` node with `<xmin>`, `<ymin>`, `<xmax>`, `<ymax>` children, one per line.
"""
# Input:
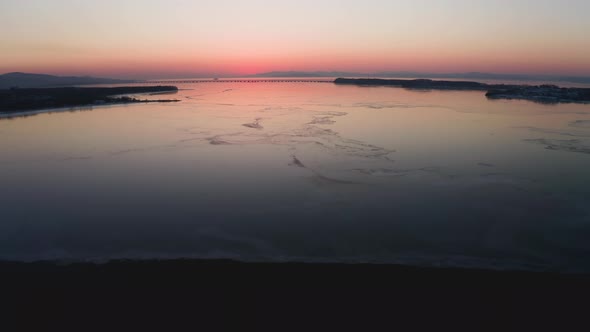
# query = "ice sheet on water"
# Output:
<box><xmin>242</xmin><ymin>118</ymin><xmax>264</xmax><ymax>129</ymax></box>
<box><xmin>515</xmin><ymin>126</ymin><xmax>590</xmax><ymax>138</ymax></box>
<box><xmin>570</xmin><ymin>120</ymin><xmax>590</xmax><ymax>128</ymax></box>
<box><xmin>524</xmin><ymin>138</ymin><xmax>590</xmax><ymax>154</ymax></box>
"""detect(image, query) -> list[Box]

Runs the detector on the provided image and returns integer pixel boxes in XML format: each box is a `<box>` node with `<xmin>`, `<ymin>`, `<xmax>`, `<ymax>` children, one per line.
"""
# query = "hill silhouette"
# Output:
<box><xmin>0</xmin><ymin>72</ymin><xmax>136</xmax><ymax>89</ymax></box>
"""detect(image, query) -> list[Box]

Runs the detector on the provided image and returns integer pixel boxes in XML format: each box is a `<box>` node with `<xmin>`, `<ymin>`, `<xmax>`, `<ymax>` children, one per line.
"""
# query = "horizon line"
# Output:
<box><xmin>4</xmin><ymin>70</ymin><xmax>590</xmax><ymax>81</ymax></box>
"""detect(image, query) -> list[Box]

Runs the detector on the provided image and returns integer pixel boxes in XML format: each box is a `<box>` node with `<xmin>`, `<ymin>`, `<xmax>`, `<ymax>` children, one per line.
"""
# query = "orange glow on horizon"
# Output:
<box><xmin>2</xmin><ymin>1</ymin><xmax>590</xmax><ymax>79</ymax></box>
<box><xmin>5</xmin><ymin>50</ymin><xmax>589</xmax><ymax>79</ymax></box>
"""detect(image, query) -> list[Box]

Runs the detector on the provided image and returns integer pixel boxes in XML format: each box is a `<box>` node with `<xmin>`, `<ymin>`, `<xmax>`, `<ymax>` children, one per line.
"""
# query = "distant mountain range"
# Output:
<box><xmin>0</xmin><ymin>72</ymin><xmax>136</xmax><ymax>89</ymax></box>
<box><xmin>252</xmin><ymin>71</ymin><xmax>590</xmax><ymax>84</ymax></box>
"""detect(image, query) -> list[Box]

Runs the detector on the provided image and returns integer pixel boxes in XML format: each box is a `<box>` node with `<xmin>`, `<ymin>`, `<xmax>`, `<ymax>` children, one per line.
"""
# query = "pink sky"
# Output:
<box><xmin>2</xmin><ymin>0</ymin><xmax>589</xmax><ymax>78</ymax></box>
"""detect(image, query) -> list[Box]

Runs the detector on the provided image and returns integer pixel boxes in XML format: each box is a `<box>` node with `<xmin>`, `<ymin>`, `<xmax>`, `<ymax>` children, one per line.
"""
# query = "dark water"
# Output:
<box><xmin>1</xmin><ymin>82</ymin><xmax>590</xmax><ymax>272</ymax></box>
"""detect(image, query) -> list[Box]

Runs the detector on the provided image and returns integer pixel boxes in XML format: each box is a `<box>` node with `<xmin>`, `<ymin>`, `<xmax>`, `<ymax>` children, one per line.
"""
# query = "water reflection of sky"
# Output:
<box><xmin>1</xmin><ymin>83</ymin><xmax>590</xmax><ymax>272</ymax></box>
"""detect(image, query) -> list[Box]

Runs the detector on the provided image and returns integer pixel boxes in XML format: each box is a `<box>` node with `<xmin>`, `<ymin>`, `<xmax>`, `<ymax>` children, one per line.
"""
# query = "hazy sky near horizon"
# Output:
<box><xmin>1</xmin><ymin>0</ymin><xmax>590</xmax><ymax>78</ymax></box>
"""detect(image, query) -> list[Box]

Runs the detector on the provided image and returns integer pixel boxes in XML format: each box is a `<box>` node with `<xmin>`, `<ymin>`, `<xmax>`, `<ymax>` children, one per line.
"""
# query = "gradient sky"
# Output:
<box><xmin>1</xmin><ymin>0</ymin><xmax>590</xmax><ymax>78</ymax></box>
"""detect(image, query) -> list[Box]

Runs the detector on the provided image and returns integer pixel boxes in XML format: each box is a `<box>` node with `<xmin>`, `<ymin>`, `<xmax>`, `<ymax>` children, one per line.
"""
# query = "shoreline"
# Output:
<box><xmin>0</xmin><ymin>99</ymin><xmax>180</xmax><ymax>119</ymax></box>
<box><xmin>335</xmin><ymin>78</ymin><xmax>590</xmax><ymax>103</ymax></box>
<box><xmin>3</xmin><ymin>80</ymin><xmax>590</xmax><ymax>116</ymax></box>
<box><xmin>0</xmin><ymin>86</ymin><xmax>180</xmax><ymax>115</ymax></box>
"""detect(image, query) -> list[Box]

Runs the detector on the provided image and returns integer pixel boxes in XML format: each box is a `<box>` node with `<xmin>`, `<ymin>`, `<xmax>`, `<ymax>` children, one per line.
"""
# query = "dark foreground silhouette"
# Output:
<box><xmin>0</xmin><ymin>86</ymin><xmax>180</xmax><ymax>113</ymax></box>
<box><xmin>2</xmin><ymin>259</ymin><xmax>589</xmax><ymax>330</ymax></box>
<box><xmin>335</xmin><ymin>78</ymin><xmax>590</xmax><ymax>104</ymax></box>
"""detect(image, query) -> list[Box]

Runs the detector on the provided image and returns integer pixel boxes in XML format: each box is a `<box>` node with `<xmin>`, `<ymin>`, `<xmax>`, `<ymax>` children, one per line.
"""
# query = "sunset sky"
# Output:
<box><xmin>1</xmin><ymin>0</ymin><xmax>590</xmax><ymax>79</ymax></box>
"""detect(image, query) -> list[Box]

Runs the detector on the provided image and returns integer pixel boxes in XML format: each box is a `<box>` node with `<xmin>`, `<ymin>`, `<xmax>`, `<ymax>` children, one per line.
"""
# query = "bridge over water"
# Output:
<box><xmin>144</xmin><ymin>79</ymin><xmax>335</xmax><ymax>84</ymax></box>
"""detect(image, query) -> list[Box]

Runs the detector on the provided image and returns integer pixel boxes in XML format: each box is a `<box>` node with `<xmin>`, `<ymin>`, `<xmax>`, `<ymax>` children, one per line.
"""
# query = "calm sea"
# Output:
<box><xmin>1</xmin><ymin>80</ymin><xmax>590</xmax><ymax>272</ymax></box>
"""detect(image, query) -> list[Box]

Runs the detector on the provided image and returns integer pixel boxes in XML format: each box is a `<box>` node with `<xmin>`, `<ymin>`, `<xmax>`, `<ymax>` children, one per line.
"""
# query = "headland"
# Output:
<box><xmin>0</xmin><ymin>86</ymin><xmax>180</xmax><ymax>114</ymax></box>
<box><xmin>335</xmin><ymin>78</ymin><xmax>590</xmax><ymax>103</ymax></box>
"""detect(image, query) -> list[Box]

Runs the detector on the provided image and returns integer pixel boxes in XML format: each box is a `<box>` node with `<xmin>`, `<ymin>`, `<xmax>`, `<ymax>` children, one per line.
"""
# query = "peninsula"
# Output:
<box><xmin>0</xmin><ymin>86</ymin><xmax>180</xmax><ymax>114</ymax></box>
<box><xmin>334</xmin><ymin>78</ymin><xmax>590</xmax><ymax>104</ymax></box>
<box><xmin>0</xmin><ymin>72</ymin><xmax>137</xmax><ymax>89</ymax></box>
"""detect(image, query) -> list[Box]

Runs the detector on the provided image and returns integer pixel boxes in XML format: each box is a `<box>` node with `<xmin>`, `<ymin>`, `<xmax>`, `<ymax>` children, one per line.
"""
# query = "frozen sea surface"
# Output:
<box><xmin>1</xmin><ymin>82</ymin><xmax>590</xmax><ymax>272</ymax></box>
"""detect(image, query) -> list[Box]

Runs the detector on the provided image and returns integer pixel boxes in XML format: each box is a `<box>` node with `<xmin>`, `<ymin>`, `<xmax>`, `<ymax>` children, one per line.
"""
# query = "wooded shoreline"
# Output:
<box><xmin>0</xmin><ymin>86</ymin><xmax>180</xmax><ymax>113</ymax></box>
